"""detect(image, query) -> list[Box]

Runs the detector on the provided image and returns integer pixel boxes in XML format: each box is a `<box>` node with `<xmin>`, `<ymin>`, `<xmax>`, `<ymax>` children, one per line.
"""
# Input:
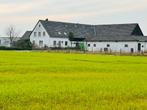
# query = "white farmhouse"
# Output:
<box><xmin>28</xmin><ymin>19</ymin><xmax>147</xmax><ymax>53</ymax></box>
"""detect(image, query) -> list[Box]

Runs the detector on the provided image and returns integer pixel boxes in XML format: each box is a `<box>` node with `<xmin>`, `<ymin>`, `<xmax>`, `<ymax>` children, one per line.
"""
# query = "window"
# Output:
<box><xmin>5</xmin><ymin>41</ymin><xmax>9</xmax><ymax>44</ymax></box>
<box><xmin>0</xmin><ymin>40</ymin><xmax>1</xmax><ymax>45</ymax></box>
<box><xmin>107</xmin><ymin>44</ymin><xmax>110</xmax><ymax>47</ymax></box>
<box><xmin>88</xmin><ymin>44</ymin><xmax>90</xmax><ymax>47</ymax></box>
<box><xmin>104</xmin><ymin>48</ymin><xmax>108</xmax><ymax>52</ymax></box>
<box><xmin>39</xmin><ymin>25</ymin><xmax>41</xmax><ymax>27</ymax></box>
<box><xmin>53</xmin><ymin>41</ymin><xmax>56</xmax><ymax>46</ymax></box>
<box><xmin>58</xmin><ymin>41</ymin><xmax>61</xmax><ymax>47</ymax></box>
<box><xmin>34</xmin><ymin>32</ymin><xmax>37</xmax><ymax>37</ymax></box>
<box><xmin>58</xmin><ymin>32</ymin><xmax>61</xmax><ymax>35</ymax></box>
<box><xmin>38</xmin><ymin>32</ymin><xmax>41</xmax><ymax>37</ymax></box>
<box><xmin>93</xmin><ymin>44</ymin><xmax>96</xmax><ymax>47</ymax></box>
<box><xmin>124</xmin><ymin>44</ymin><xmax>128</xmax><ymax>47</ymax></box>
<box><xmin>65</xmin><ymin>41</ymin><xmax>68</xmax><ymax>46</ymax></box>
<box><xmin>43</xmin><ymin>32</ymin><xmax>46</xmax><ymax>36</ymax></box>
<box><xmin>64</xmin><ymin>32</ymin><xmax>67</xmax><ymax>35</ymax></box>
<box><xmin>39</xmin><ymin>40</ymin><xmax>43</xmax><ymax>47</ymax></box>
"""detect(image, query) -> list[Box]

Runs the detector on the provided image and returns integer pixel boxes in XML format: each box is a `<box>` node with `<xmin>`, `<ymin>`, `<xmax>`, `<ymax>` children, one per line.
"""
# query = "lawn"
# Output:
<box><xmin>0</xmin><ymin>51</ymin><xmax>147</xmax><ymax>110</ymax></box>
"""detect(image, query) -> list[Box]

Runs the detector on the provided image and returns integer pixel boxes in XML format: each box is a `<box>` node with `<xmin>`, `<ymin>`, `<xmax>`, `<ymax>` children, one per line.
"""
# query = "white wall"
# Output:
<box><xmin>0</xmin><ymin>37</ymin><xmax>10</xmax><ymax>47</ymax></box>
<box><xmin>30</xmin><ymin>21</ymin><xmax>50</xmax><ymax>48</ymax></box>
<box><xmin>30</xmin><ymin>21</ymin><xmax>75</xmax><ymax>48</ymax></box>
<box><xmin>48</xmin><ymin>37</ymin><xmax>71</xmax><ymax>48</ymax></box>
<box><xmin>86</xmin><ymin>41</ymin><xmax>147</xmax><ymax>53</ymax></box>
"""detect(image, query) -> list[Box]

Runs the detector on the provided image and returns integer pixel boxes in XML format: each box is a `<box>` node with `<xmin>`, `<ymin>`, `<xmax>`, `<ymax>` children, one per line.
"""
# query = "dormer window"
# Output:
<box><xmin>58</xmin><ymin>32</ymin><xmax>61</xmax><ymax>35</ymax></box>
<box><xmin>64</xmin><ymin>32</ymin><xmax>67</xmax><ymax>35</ymax></box>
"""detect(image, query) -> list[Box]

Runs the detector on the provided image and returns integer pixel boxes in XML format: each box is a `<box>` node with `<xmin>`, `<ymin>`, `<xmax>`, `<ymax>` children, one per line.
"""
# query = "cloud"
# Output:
<box><xmin>0</xmin><ymin>0</ymin><xmax>147</xmax><ymax>36</ymax></box>
<box><xmin>0</xmin><ymin>0</ymin><xmax>48</xmax><ymax>14</ymax></box>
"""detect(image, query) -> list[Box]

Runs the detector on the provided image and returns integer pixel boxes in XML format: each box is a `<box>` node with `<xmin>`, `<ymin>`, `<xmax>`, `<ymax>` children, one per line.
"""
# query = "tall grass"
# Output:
<box><xmin>0</xmin><ymin>51</ymin><xmax>147</xmax><ymax>110</ymax></box>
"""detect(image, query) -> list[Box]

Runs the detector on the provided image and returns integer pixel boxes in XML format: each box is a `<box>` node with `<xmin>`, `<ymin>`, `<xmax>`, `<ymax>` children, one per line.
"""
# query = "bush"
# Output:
<box><xmin>0</xmin><ymin>46</ymin><xmax>23</xmax><ymax>50</ymax></box>
<box><xmin>13</xmin><ymin>39</ymin><xmax>33</xmax><ymax>50</ymax></box>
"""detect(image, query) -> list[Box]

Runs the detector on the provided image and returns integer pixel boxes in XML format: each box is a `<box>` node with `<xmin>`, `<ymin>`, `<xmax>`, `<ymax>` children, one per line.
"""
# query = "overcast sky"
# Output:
<box><xmin>0</xmin><ymin>0</ymin><xmax>147</xmax><ymax>36</ymax></box>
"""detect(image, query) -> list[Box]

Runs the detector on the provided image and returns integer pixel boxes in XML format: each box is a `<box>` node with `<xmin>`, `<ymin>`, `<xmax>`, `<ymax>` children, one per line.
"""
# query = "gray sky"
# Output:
<box><xmin>0</xmin><ymin>0</ymin><xmax>147</xmax><ymax>36</ymax></box>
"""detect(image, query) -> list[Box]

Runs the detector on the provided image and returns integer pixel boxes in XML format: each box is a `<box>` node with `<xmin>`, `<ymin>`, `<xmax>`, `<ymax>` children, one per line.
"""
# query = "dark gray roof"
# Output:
<box><xmin>40</xmin><ymin>20</ymin><xmax>94</xmax><ymax>38</ymax></box>
<box><xmin>95</xmin><ymin>24</ymin><xmax>141</xmax><ymax>37</ymax></box>
<box><xmin>87</xmin><ymin>36</ymin><xmax>147</xmax><ymax>42</ymax></box>
<box><xmin>38</xmin><ymin>19</ymin><xmax>145</xmax><ymax>42</ymax></box>
<box><xmin>21</xmin><ymin>31</ymin><xmax>32</xmax><ymax>40</ymax></box>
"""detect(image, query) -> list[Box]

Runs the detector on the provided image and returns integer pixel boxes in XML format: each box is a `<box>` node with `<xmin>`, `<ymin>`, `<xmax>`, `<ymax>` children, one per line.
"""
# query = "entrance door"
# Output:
<box><xmin>138</xmin><ymin>43</ymin><xmax>141</xmax><ymax>52</ymax></box>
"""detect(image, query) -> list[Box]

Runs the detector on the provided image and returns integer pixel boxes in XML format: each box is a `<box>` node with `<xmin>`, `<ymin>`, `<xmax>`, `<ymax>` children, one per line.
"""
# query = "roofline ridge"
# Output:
<box><xmin>39</xmin><ymin>19</ymin><xmax>139</xmax><ymax>26</ymax></box>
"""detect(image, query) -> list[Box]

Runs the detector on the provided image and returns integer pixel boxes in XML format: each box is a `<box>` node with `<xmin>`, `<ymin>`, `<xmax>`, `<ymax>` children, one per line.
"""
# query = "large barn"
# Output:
<box><xmin>26</xmin><ymin>19</ymin><xmax>147</xmax><ymax>53</ymax></box>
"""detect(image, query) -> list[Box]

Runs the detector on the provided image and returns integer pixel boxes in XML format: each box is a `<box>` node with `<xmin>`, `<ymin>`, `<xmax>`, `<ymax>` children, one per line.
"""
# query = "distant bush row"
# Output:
<box><xmin>0</xmin><ymin>46</ymin><xmax>32</xmax><ymax>50</ymax></box>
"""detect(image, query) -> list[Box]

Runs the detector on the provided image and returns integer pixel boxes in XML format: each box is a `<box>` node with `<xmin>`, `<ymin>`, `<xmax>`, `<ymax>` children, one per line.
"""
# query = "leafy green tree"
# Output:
<box><xmin>14</xmin><ymin>39</ymin><xmax>32</xmax><ymax>50</ymax></box>
<box><xmin>68</xmin><ymin>32</ymin><xmax>74</xmax><ymax>47</ymax></box>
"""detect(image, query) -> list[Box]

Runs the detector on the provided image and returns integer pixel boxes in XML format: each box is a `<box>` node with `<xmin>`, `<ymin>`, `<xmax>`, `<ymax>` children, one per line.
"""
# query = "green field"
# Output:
<box><xmin>0</xmin><ymin>51</ymin><xmax>147</xmax><ymax>110</ymax></box>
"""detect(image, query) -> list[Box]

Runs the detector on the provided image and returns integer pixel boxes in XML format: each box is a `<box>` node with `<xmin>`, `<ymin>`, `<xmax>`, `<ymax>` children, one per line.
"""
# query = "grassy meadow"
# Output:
<box><xmin>0</xmin><ymin>51</ymin><xmax>147</xmax><ymax>110</ymax></box>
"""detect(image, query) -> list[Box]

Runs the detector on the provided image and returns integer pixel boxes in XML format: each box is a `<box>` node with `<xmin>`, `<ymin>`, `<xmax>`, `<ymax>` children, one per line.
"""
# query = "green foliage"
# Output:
<box><xmin>68</xmin><ymin>32</ymin><xmax>74</xmax><ymax>41</ymax></box>
<box><xmin>0</xmin><ymin>51</ymin><xmax>147</xmax><ymax>110</ymax></box>
<box><xmin>79</xmin><ymin>42</ymin><xmax>85</xmax><ymax>51</ymax></box>
<box><xmin>0</xmin><ymin>46</ymin><xmax>23</xmax><ymax>50</ymax></box>
<box><xmin>14</xmin><ymin>39</ymin><xmax>33</xmax><ymax>50</ymax></box>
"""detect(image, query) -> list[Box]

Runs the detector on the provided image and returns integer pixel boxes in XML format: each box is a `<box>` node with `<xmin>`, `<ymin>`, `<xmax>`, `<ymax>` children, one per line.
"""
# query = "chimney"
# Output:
<box><xmin>45</xmin><ymin>18</ymin><xmax>48</xmax><ymax>21</ymax></box>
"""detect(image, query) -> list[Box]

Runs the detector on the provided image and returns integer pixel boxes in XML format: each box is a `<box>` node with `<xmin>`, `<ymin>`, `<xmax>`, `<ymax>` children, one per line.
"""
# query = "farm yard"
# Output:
<box><xmin>0</xmin><ymin>51</ymin><xmax>147</xmax><ymax>110</ymax></box>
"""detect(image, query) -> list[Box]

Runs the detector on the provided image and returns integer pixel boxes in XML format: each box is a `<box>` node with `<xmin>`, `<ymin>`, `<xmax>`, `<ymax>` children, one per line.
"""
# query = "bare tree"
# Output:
<box><xmin>6</xmin><ymin>25</ymin><xmax>19</xmax><ymax>47</ymax></box>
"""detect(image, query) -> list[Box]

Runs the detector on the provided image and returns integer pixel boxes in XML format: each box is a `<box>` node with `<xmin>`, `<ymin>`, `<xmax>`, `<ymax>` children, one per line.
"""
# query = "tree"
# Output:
<box><xmin>68</xmin><ymin>32</ymin><xmax>74</xmax><ymax>47</ymax></box>
<box><xmin>6</xmin><ymin>25</ymin><xmax>19</xmax><ymax>47</ymax></box>
<box><xmin>14</xmin><ymin>39</ymin><xmax>33</xmax><ymax>50</ymax></box>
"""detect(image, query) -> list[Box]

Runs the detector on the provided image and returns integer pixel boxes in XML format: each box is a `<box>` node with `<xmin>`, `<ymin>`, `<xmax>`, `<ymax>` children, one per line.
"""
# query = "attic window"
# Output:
<box><xmin>39</xmin><ymin>25</ymin><xmax>41</xmax><ymax>27</ymax></box>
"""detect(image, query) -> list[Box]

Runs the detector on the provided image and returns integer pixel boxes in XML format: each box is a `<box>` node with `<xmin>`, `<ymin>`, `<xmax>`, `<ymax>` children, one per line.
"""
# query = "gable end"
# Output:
<box><xmin>131</xmin><ymin>24</ymin><xmax>144</xmax><ymax>36</ymax></box>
